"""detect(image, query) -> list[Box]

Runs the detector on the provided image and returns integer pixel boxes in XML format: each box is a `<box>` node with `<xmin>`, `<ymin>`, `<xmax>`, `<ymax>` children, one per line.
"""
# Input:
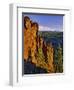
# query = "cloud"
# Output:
<box><xmin>39</xmin><ymin>25</ymin><xmax>55</xmax><ymax>31</ymax></box>
<box><xmin>39</xmin><ymin>25</ymin><xmax>63</xmax><ymax>32</ymax></box>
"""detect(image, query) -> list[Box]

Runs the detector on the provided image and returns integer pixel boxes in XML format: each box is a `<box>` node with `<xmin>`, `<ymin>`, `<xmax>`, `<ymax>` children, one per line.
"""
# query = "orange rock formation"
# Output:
<box><xmin>24</xmin><ymin>16</ymin><xmax>54</xmax><ymax>73</ymax></box>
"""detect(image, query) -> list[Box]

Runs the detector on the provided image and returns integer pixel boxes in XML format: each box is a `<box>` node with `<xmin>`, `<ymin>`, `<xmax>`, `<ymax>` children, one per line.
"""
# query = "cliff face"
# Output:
<box><xmin>24</xmin><ymin>28</ymin><xmax>54</xmax><ymax>73</ymax></box>
<box><xmin>24</xmin><ymin>28</ymin><xmax>31</xmax><ymax>61</ymax></box>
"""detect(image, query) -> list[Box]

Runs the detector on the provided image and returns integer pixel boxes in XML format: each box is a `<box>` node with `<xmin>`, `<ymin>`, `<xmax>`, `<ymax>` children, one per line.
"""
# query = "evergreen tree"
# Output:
<box><xmin>54</xmin><ymin>44</ymin><xmax>63</xmax><ymax>73</ymax></box>
<box><xmin>57</xmin><ymin>44</ymin><xmax>63</xmax><ymax>72</ymax></box>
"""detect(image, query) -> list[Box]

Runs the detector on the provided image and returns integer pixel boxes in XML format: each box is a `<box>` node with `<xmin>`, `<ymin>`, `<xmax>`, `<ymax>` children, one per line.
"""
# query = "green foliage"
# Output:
<box><xmin>54</xmin><ymin>44</ymin><xmax>63</xmax><ymax>73</ymax></box>
<box><xmin>39</xmin><ymin>31</ymin><xmax>63</xmax><ymax>38</ymax></box>
<box><xmin>39</xmin><ymin>31</ymin><xmax>63</xmax><ymax>73</ymax></box>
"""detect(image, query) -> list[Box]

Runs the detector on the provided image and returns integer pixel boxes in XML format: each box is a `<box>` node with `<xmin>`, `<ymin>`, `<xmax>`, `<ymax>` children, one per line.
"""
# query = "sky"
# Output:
<box><xmin>23</xmin><ymin>13</ymin><xmax>63</xmax><ymax>32</ymax></box>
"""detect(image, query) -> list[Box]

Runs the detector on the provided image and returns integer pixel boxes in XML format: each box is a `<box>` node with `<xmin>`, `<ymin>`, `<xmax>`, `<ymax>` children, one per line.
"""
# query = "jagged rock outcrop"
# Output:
<box><xmin>24</xmin><ymin>16</ymin><xmax>54</xmax><ymax>73</ymax></box>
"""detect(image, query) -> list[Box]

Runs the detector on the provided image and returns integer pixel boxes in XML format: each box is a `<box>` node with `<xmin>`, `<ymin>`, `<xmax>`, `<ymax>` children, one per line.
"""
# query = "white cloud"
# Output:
<box><xmin>39</xmin><ymin>25</ymin><xmax>63</xmax><ymax>32</ymax></box>
<box><xmin>39</xmin><ymin>25</ymin><xmax>55</xmax><ymax>31</ymax></box>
